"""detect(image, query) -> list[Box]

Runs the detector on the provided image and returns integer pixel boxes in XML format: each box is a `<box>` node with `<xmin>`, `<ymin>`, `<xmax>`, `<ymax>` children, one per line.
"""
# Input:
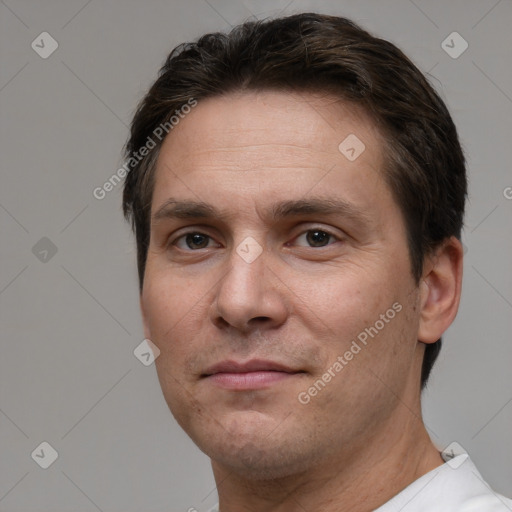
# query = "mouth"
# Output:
<box><xmin>201</xmin><ymin>359</ymin><xmax>306</xmax><ymax>390</ymax></box>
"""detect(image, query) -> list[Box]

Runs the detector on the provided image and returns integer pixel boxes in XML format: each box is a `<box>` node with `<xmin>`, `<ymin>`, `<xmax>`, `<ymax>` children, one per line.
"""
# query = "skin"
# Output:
<box><xmin>140</xmin><ymin>90</ymin><xmax>463</xmax><ymax>511</ymax></box>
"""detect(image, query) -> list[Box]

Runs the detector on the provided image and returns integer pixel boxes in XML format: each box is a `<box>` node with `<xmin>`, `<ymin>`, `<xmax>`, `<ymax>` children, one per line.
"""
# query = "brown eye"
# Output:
<box><xmin>306</xmin><ymin>230</ymin><xmax>331</xmax><ymax>247</ymax></box>
<box><xmin>186</xmin><ymin>233</ymin><xmax>210</xmax><ymax>249</ymax></box>
<box><xmin>173</xmin><ymin>232</ymin><xmax>215</xmax><ymax>250</ymax></box>
<box><xmin>294</xmin><ymin>229</ymin><xmax>338</xmax><ymax>248</ymax></box>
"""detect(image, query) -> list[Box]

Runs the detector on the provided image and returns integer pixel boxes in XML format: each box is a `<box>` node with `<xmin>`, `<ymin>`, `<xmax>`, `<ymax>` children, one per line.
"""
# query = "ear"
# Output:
<box><xmin>418</xmin><ymin>236</ymin><xmax>463</xmax><ymax>344</ymax></box>
<box><xmin>140</xmin><ymin>294</ymin><xmax>152</xmax><ymax>340</ymax></box>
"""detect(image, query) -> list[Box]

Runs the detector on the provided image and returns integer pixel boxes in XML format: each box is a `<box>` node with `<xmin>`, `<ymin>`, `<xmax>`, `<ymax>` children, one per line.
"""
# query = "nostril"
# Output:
<box><xmin>250</xmin><ymin>316</ymin><xmax>272</xmax><ymax>325</ymax></box>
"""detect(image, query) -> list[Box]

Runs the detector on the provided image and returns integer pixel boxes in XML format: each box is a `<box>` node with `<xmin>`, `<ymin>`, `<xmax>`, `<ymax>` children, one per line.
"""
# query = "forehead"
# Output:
<box><xmin>158</xmin><ymin>90</ymin><xmax>382</xmax><ymax>163</ymax></box>
<box><xmin>152</xmin><ymin>90</ymin><xmax>389</xmax><ymax>217</ymax></box>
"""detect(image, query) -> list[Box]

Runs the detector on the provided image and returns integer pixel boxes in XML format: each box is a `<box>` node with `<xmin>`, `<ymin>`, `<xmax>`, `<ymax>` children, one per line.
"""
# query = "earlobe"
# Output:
<box><xmin>418</xmin><ymin>237</ymin><xmax>463</xmax><ymax>344</ymax></box>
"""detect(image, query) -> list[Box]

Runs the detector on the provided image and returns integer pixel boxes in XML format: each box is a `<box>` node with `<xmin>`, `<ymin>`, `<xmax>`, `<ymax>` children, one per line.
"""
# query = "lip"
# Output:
<box><xmin>201</xmin><ymin>359</ymin><xmax>305</xmax><ymax>390</ymax></box>
<box><xmin>202</xmin><ymin>359</ymin><xmax>299</xmax><ymax>376</ymax></box>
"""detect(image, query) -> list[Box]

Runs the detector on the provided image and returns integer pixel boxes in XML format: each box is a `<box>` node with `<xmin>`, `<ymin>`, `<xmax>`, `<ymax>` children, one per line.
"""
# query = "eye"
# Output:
<box><xmin>293</xmin><ymin>229</ymin><xmax>340</xmax><ymax>248</ymax></box>
<box><xmin>172</xmin><ymin>232</ymin><xmax>218</xmax><ymax>250</ymax></box>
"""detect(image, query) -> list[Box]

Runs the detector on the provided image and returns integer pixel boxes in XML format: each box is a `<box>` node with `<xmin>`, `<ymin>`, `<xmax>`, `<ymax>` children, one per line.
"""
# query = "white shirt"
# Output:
<box><xmin>376</xmin><ymin>454</ymin><xmax>511</xmax><ymax>511</ymax></box>
<box><xmin>207</xmin><ymin>455</ymin><xmax>512</xmax><ymax>511</ymax></box>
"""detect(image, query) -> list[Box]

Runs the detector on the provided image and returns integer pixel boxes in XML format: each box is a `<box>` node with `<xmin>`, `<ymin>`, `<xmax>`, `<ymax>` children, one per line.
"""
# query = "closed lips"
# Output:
<box><xmin>202</xmin><ymin>359</ymin><xmax>304</xmax><ymax>376</ymax></box>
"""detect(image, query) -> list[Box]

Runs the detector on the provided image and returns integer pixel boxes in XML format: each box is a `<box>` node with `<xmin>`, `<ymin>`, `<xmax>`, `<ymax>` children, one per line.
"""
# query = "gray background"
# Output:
<box><xmin>1</xmin><ymin>1</ymin><xmax>511</xmax><ymax>511</ymax></box>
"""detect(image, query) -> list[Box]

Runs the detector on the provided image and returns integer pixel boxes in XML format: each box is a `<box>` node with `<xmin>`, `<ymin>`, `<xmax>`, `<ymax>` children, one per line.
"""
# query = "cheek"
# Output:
<box><xmin>284</xmin><ymin>262</ymin><xmax>389</xmax><ymax>336</ymax></box>
<box><xmin>306</xmin><ymin>300</ymin><xmax>419</xmax><ymax>433</ymax></box>
<box><xmin>143</xmin><ymin>276</ymin><xmax>205</xmax><ymax>425</ymax></box>
<box><xmin>142</xmin><ymin>272</ymin><xmax>203</xmax><ymax>357</ymax></box>
<box><xmin>291</xmin><ymin>261</ymin><xmax>417</xmax><ymax>378</ymax></box>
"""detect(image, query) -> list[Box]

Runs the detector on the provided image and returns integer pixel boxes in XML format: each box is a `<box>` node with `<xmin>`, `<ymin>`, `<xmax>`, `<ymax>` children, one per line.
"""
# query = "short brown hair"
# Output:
<box><xmin>122</xmin><ymin>13</ymin><xmax>467</xmax><ymax>388</ymax></box>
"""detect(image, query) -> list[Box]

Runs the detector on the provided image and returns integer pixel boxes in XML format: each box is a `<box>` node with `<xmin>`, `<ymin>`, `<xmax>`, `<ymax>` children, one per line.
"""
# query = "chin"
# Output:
<box><xmin>192</xmin><ymin>413</ymin><xmax>321</xmax><ymax>481</ymax></box>
<box><xmin>212</xmin><ymin>440</ymin><xmax>310</xmax><ymax>481</ymax></box>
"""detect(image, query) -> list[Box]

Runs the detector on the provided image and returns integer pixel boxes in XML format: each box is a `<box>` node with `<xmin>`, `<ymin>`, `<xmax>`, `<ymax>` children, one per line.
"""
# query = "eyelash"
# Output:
<box><xmin>169</xmin><ymin>228</ymin><xmax>341</xmax><ymax>251</ymax></box>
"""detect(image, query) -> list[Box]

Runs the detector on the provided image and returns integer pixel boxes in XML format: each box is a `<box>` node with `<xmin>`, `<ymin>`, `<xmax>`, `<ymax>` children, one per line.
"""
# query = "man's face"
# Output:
<box><xmin>141</xmin><ymin>91</ymin><xmax>424</xmax><ymax>478</ymax></box>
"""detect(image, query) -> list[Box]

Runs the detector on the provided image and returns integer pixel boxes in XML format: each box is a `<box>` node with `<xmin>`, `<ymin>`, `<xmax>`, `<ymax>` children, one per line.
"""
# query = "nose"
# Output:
<box><xmin>211</xmin><ymin>241</ymin><xmax>288</xmax><ymax>334</ymax></box>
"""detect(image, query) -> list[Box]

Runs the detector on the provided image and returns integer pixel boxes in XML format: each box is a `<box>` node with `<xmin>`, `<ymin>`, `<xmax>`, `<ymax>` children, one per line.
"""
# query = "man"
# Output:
<box><xmin>122</xmin><ymin>13</ymin><xmax>511</xmax><ymax>511</ymax></box>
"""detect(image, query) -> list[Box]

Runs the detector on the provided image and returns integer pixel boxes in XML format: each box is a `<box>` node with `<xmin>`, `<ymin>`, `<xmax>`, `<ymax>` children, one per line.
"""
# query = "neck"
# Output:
<box><xmin>211</xmin><ymin>397</ymin><xmax>443</xmax><ymax>511</ymax></box>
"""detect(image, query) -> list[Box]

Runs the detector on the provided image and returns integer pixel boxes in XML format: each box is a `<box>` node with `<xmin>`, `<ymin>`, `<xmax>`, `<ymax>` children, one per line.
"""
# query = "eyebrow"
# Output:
<box><xmin>153</xmin><ymin>199</ymin><xmax>218</xmax><ymax>221</ymax></box>
<box><xmin>152</xmin><ymin>197</ymin><xmax>370</xmax><ymax>227</ymax></box>
<box><xmin>272</xmin><ymin>198</ymin><xmax>369</xmax><ymax>224</ymax></box>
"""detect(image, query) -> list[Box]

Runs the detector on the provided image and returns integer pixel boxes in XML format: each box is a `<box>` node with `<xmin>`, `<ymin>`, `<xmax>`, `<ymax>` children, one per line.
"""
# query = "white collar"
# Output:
<box><xmin>375</xmin><ymin>455</ymin><xmax>511</xmax><ymax>511</ymax></box>
<box><xmin>209</xmin><ymin>455</ymin><xmax>511</xmax><ymax>512</ymax></box>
